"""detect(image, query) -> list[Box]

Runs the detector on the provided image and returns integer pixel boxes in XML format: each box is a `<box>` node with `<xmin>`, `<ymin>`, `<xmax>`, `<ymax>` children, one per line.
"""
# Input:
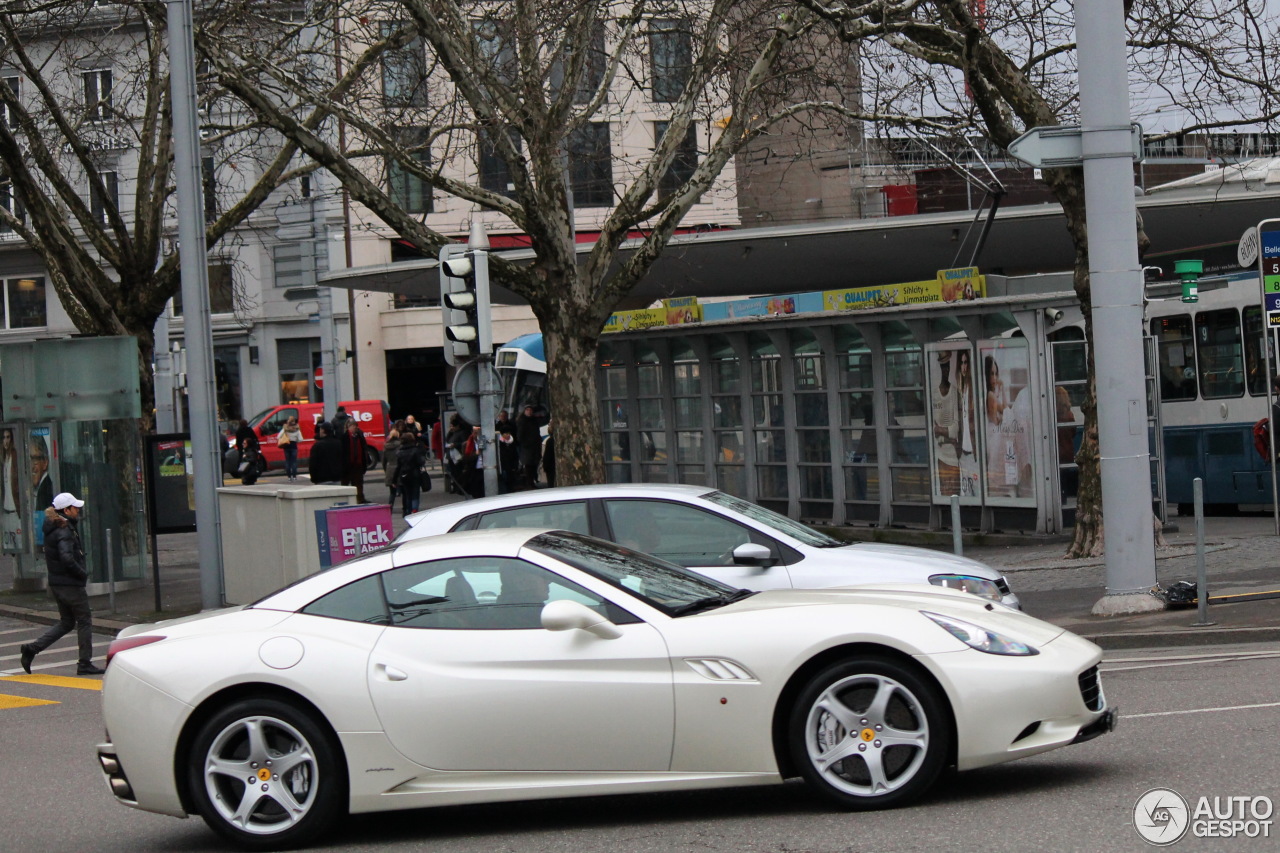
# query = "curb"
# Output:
<box><xmin>1081</xmin><ymin>625</ymin><xmax>1280</xmax><ymax>650</ymax></box>
<box><xmin>0</xmin><ymin>603</ymin><xmax>130</xmax><ymax>637</ymax></box>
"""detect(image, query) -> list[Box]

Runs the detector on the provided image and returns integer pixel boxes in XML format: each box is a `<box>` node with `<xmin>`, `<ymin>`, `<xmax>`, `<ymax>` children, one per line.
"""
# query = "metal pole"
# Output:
<box><xmin>1191</xmin><ymin>478</ymin><xmax>1214</xmax><ymax>627</ymax></box>
<box><xmin>151</xmin><ymin>531</ymin><xmax>162</xmax><ymax>612</ymax></box>
<box><xmin>950</xmin><ymin>494</ymin><xmax>963</xmax><ymax>556</ymax></box>
<box><xmin>470</xmin><ymin>222</ymin><xmax>499</xmax><ymax>499</ymax></box>
<box><xmin>105</xmin><ymin>527</ymin><xmax>115</xmax><ymax>614</ymax></box>
<box><xmin>1077</xmin><ymin>0</ymin><xmax>1161</xmax><ymax>614</ymax></box>
<box><xmin>166</xmin><ymin>0</ymin><xmax>224</xmax><ymax>610</ymax></box>
<box><xmin>154</xmin><ymin>307</ymin><xmax>175</xmax><ymax>433</ymax></box>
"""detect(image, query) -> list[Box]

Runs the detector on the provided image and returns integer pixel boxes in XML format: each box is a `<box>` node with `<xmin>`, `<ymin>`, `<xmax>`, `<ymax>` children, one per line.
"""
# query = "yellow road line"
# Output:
<box><xmin>0</xmin><ymin>693</ymin><xmax>59</xmax><ymax>709</ymax></box>
<box><xmin>0</xmin><ymin>674</ymin><xmax>103</xmax><ymax>691</ymax></box>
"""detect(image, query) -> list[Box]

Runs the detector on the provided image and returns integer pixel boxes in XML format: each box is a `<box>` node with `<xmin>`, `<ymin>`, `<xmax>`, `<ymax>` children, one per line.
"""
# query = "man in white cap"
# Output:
<box><xmin>19</xmin><ymin>492</ymin><xmax>103</xmax><ymax>675</ymax></box>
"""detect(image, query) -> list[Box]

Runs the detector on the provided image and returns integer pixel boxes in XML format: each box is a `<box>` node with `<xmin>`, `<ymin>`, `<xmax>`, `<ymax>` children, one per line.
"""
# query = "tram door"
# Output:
<box><xmin>1144</xmin><ymin>335</ymin><xmax>1168</xmax><ymax>523</ymax></box>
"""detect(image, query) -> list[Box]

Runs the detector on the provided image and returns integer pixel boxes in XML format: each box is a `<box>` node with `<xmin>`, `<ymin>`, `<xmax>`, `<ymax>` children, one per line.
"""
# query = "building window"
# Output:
<box><xmin>381</xmin><ymin>22</ymin><xmax>429</xmax><ymax>108</ymax></box>
<box><xmin>201</xmin><ymin>156</ymin><xmax>217</xmax><ymax>222</ymax></box>
<box><xmin>654</xmin><ymin>121</ymin><xmax>697</xmax><ymax>201</ymax></box>
<box><xmin>388</xmin><ymin>127</ymin><xmax>432</xmax><ymax>214</ymax></box>
<box><xmin>278</xmin><ymin>337</ymin><xmax>321</xmax><ymax>404</ymax></box>
<box><xmin>0</xmin><ymin>177</ymin><xmax>25</xmax><ymax>234</ymax></box>
<box><xmin>83</xmin><ymin>69</ymin><xmax>112</xmax><ymax>122</ymax></box>
<box><xmin>0</xmin><ymin>76</ymin><xmax>19</xmax><ymax>129</ymax></box>
<box><xmin>478</xmin><ymin>128</ymin><xmax>519</xmax><ymax>197</ymax></box>
<box><xmin>568</xmin><ymin>122</ymin><xmax>612</xmax><ymax>207</ymax></box>
<box><xmin>0</xmin><ymin>276</ymin><xmax>46</xmax><ymax>329</ymax></box>
<box><xmin>472</xmin><ymin>18</ymin><xmax>516</xmax><ymax>87</ymax></box>
<box><xmin>172</xmin><ymin>261</ymin><xmax>235</xmax><ymax>316</ymax></box>
<box><xmin>576</xmin><ymin>22</ymin><xmax>606</xmax><ymax>104</ymax></box>
<box><xmin>90</xmin><ymin>170</ymin><xmax>118</xmax><ymax>225</ymax></box>
<box><xmin>649</xmin><ymin>19</ymin><xmax>691</xmax><ymax>103</ymax></box>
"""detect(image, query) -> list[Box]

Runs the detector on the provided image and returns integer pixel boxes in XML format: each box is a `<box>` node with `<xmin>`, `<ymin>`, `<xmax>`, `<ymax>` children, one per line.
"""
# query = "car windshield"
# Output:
<box><xmin>526</xmin><ymin>530</ymin><xmax>751</xmax><ymax>617</ymax></box>
<box><xmin>702</xmin><ymin>491</ymin><xmax>843</xmax><ymax>547</ymax></box>
<box><xmin>247</xmin><ymin>408</ymin><xmax>276</xmax><ymax>429</ymax></box>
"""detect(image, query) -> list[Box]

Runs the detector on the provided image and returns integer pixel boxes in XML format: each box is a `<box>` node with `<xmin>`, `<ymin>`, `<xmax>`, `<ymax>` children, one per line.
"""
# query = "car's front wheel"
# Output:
<box><xmin>789</xmin><ymin>657</ymin><xmax>950</xmax><ymax>810</ymax></box>
<box><xmin>188</xmin><ymin>698</ymin><xmax>345</xmax><ymax>850</ymax></box>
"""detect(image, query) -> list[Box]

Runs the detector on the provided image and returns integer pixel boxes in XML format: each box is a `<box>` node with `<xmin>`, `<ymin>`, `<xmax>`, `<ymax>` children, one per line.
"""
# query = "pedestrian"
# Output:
<box><xmin>396</xmin><ymin>432</ymin><xmax>428</xmax><ymax>517</ymax></box>
<box><xmin>278</xmin><ymin>415</ymin><xmax>303</xmax><ymax>480</ymax></box>
<box><xmin>542</xmin><ymin>420</ymin><xmax>556</xmax><ymax>488</ymax></box>
<box><xmin>495</xmin><ymin>409</ymin><xmax>514</xmax><ymax>436</ymax></box>
<box><xmin>234</xmin><ymin>418</ymin><xmax>256</xmax><ymax>454</ymax></box>
<box><xmin>463</xmin><ymin>424</ymin><xmax>484</xmax><ymax>498</ymax></box>
<box><xmin>445</xmin><ymin>415</ymin><xmax>471</xmax><ymax>494</ymax></box>
<box><xmin>341</xmin><ymin>420</ymin><xmax>370</xmax><ymax>503</ymax></box>
<box><xmin>383</xmin><ymin>428</ymin><xmax>403</xmax><ymax>512</ymax></box>
<box><xmin>497</xmin><ymin>428</ymin><xmax>518</xmax><ymax>493</ymax></box>
<box><xmin>329</xmin><ymin>405</ymin><xmax>349</xmax><ymax>438</ymax></box>
<box><xmin>430</xmin><ymin>418</ymin><xmax>444</xmax><ymax>462</ymax></box>
<box><xmin>516</xmin><ymin>404</ymin><xmax>543</xmax><ymax>489</ymax></box>
<box><xmin>403</xmin><ymin>414</ymin><xmax>422</xmax><ymax>436</ymax></box>
<box><xmin>20</xmin><ymin>492</ymin><xmax>103</xmax><ymax>675</ymax></box>
<box><xmin>309</xmin><ymin>423</ymin><xmax>343</xmax><ymax>485</ymax></box>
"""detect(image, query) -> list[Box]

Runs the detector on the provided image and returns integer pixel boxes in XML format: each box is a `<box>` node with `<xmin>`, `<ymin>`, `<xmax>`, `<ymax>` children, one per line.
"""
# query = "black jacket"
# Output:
<box><xmin>396</xmin><ymin>443</ymin><xmax>427</xmax><ymax>487</ymax></box>
<box><xmin>309</xmin><ymin>436</ymin><xmax>344</xmax><ymax>484</ymax></box>
<box><xmin>43</xmin><ymin>508</ymin><xmax>87</xmax><ymax>586</ymax></box>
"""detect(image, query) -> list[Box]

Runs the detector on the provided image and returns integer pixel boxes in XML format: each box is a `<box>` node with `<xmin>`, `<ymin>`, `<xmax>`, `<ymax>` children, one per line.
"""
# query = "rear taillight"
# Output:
<box><xmin>105</xmin><ymin>635</ymin><xmax>166</xmax><ymax>668</ymax></box>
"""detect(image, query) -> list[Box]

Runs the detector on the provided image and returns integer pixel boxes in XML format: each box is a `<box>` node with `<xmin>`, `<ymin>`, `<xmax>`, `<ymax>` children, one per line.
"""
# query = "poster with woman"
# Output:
<box><xmin>1</xmin><ymin>428</ymin><xmax>23</xmax><ymax>553</ymax></box>
<box><xmin>979</xmin><ymin>340</ymin><xmax>1036</xmax><ymax>505</ymax></box>
<box><xmin>927</xmin><ymin>344</ymin><xmax>980</xmax><ymax>503</ymax></box>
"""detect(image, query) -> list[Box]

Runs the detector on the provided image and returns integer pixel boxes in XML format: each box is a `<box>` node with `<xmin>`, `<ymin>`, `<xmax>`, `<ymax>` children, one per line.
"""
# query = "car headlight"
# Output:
<box><xmin>922</xmin><ymin>611</ymin><xmax>1039</xmax><ymax>656</ymax></box>
<box><xmin>929</xmin><ymin>573</ymin><xmax>1003</xmax><ymax>602</ymax></box>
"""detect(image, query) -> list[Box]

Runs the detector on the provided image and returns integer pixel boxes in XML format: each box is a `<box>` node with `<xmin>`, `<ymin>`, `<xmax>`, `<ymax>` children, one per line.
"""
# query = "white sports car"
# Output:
<box><xmin>98</xmin><ymin>529</ymin><xmax>1113</xmax><ymax>849</ymax></box>
<box><xmin>398</xmin><ymin>483</ymin><xmax>1021</xmax><ymax>609</ymax></box>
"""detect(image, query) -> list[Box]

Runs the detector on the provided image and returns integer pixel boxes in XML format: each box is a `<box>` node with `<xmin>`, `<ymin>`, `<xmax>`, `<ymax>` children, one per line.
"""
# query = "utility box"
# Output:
<box><xmin>218</xmin><ymin>483</ymin><xmax>356</xmax><ymax>605</ymax></box>
<box><xmin>315</xmin><ymin>504</ymin><xmax>395</xmax><ymax>568</ymax></box>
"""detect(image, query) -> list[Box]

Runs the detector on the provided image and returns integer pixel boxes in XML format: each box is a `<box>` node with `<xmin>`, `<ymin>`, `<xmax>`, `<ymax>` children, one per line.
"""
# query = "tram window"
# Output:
<box><xmin>1243</xmin><ymin>306</ymin><xmax>1272</xmax><ymax>396</ymax></box>
<box><xmin>1195</xmin><ymin>309</ymin><xmax>1244</xmax><ymax>400</ymax></box>
<box><xmin>1151</xmin><ymin>315</ymin><xmax>1197</xmax><ymax>401</ymax></box>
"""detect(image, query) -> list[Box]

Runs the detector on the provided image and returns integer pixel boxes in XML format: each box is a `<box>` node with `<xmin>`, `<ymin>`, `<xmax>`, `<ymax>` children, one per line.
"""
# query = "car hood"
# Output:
<box><xmin>716</xmin><ymin>583</ymin><xmax>1065</xmax><ymax>646</ymax></box>
<box><xmin>833</xmin><ymin>541</ymin><xmax>1006</xmax><ymax>580</ymax></box>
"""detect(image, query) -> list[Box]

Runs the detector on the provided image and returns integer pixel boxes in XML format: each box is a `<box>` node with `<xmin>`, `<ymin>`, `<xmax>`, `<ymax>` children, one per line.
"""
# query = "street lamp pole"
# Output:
<box><xmin>166</xmin><ymin>0</ymin><xmax>224</xmax><ymax>609</ymax></box>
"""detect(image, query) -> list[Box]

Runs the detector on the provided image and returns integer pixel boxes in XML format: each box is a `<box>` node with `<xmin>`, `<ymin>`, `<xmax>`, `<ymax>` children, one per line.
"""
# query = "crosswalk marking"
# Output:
<box><xmin>0</xmin><ymin>693</ymin><xmax>59</xmax><ymax>710</ymax></box>
<box><xmin>1</xmin><ymin>674</ymin><xmax>103</xmax><ymax>690</ymax></box>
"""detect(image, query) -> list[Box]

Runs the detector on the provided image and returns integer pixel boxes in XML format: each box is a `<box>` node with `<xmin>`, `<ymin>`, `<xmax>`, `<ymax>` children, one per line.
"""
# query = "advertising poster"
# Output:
<box><xmin>927</xmin><ymin>345</ymin><xmax>981</xmax><ymax>503</ymax></box>
<box><xmin>316</xmin><ymin>503</ymin><xmax>394</xmax><ymax>568</ymax></box>
<box><xmin>146</xmin><ymin>434</ymin><xmax>198</xmax><ymax>534</ymax></box>
<box><xmin>937</xmin><ymin>267</ymin><xmax>984</xmax><ymax>302</ymax></box>
<box><xmin>824</xmin><ymin>275</ymin><xmax>986</xmax><ymax>313</ymax></box>
<box><xmin>978</xmin><ymin>340</ymin><xmax>1036</xmax><ymax>506</ymax></box>
<box><xmin>1</xmin><ymin>427</ymin><xmax>23</xmax><ymax>553</ymax></box>
<box><xmin>28</xmin><ymin>427</ymin><xmax>53</xmax><ymax>546</ymax></box>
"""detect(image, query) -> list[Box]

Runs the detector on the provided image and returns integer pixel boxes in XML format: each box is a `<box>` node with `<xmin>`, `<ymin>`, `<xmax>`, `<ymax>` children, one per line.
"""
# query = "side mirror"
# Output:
<box><xmin>541</xmin><ymin>599</ymin><xmax>622</xmax><ymax>639</ymax></box>
<box><xmin>733</xmin><ymin>542</ymin><xmax>777</xmax><ymax>567</ymax></box>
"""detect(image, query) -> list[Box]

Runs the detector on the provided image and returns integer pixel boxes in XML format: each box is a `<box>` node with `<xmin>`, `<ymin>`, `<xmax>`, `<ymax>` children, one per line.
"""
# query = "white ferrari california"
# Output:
<box><xmin>97</xmin><ymin>529</ymin><xmax>1113</xmax><ymax>849</ymax></box>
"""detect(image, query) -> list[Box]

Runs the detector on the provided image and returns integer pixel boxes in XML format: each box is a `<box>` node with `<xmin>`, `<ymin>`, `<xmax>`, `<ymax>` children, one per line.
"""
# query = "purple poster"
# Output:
<box><xmin>317</xmin><ymin>504</ymin><xmax>394</xmax><ymax>567</ymax></box>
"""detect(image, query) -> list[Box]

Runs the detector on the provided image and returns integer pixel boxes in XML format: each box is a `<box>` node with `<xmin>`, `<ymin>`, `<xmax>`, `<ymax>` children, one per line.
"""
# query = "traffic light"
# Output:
<box><xmin>439</xmin><ymin>251</ymin><xmax>477</xmax><ymax>364</ymax></box>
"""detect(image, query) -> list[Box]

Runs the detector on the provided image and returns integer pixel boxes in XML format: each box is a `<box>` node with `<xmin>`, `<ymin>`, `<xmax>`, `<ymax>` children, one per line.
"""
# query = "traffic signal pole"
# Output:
<box><xmin>469</xmin><ymin>222</ymin><xmax>500</xmax><ymax>499</ymax></box>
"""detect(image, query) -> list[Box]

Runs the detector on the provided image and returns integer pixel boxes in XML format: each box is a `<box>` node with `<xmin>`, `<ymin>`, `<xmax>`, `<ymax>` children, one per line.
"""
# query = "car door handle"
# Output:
<box><xmin>376</xmin><ymin>664</ymin><xmax>408</xmax><ymax>682</ymax></box>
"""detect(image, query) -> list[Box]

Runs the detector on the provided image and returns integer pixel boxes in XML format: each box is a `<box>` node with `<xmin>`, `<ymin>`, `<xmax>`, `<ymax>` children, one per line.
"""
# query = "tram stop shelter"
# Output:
<box><xmin>0</xmin><ymin>336</ymin><xmax>145</xmax><ymax>592</ymax></box>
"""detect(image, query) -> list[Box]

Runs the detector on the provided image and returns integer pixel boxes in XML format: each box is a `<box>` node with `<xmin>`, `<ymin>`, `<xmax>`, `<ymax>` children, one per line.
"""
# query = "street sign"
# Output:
<box><xmin>1239</xmin><ymin>226</ymin><xmax>1260</xmax><ymax>269</ymax></box>
<box><xmin>314</xmin><ymin>365</ymin><xmax>324</xmax><ymax>389</ymax></box>
<box><xmin>450</xmin><ymin>358</ymin><xmax>502</xmax><ymax>426</ymax></box>
<box><xmin>1258</xmin><ymin>219</ymin><xmax>1280</xmax><ymax>327</ymax></box>
<box><xmin>1007</xmin><ymin>123</ymin><xmax>1144</xmax><ymax>168</ymax></box>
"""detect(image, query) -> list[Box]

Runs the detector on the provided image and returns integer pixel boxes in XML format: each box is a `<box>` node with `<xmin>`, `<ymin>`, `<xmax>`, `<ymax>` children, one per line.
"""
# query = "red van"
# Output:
<box><xmin>245</xmin><ymin>400</ymin><xmax>391</xmax><ymax>471</ymax></box>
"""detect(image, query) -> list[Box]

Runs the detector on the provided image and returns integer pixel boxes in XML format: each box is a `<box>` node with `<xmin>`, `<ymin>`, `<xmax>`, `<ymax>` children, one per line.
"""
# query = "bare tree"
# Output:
<box><xmin>0</xmin><ymin>1</ymin><xmax>324</xmax><ymax>428</ymax></box>
<box><xmin>196</xmin><ymin>0</ymin><xmax>863</xmax><ymax>485</ymax></box>
<box><xmin>794</xmin><ymin>0</ymin><xmax>1280</xmax><ymax>556</ymax></box>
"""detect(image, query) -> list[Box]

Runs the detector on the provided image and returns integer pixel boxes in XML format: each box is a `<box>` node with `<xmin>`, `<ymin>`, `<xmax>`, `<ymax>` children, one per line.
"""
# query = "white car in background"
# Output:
<box><xmin>98</xmin><ymin>528</ymin><xmax>1110</xmax><ymax>849</ymax></box>
<box><xmin>399</xmin><ymin>484</ymin><xmax>1020</xmax><ymax>609</ymax></box>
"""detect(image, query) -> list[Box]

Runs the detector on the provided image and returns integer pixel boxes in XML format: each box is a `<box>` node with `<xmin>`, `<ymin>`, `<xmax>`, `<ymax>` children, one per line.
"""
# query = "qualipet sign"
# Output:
<box><xmin>316</xmin><ymin>504</ymin><xmax>394</xmax><ymax>568</ymax></box>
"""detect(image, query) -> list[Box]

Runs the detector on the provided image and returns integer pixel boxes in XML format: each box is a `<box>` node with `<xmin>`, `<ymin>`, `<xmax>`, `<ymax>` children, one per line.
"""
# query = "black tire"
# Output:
<box><xmin>789</xmin><ymin>657</ymin><xmax>950</xmax><ymax>810</ymax></box>
<box><xmin>187</xmin><ymin>697</ymin><xmax>346</xmax><ymax>850</ymax></box>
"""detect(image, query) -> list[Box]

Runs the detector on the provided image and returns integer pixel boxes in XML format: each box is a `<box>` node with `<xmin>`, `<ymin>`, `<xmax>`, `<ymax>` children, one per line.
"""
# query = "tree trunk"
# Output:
<box><xmin>540</xmin><ymin>315</ymin><xmax>605</xmax><ymax>487</ymax></box>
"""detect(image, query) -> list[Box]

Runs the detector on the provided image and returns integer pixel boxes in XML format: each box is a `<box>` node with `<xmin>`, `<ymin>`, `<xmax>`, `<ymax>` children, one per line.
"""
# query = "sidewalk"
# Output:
<box><xmin>3</xmin><ymin>475</ymin><xmax>1278</xmax><ymax>650</ymax></box>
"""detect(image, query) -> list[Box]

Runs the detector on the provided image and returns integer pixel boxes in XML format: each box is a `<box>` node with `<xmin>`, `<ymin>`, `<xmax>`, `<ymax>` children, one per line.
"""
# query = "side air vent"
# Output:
<box><xmin>684</xmin><ymin>658</ymin><xmax>758</xmax><ymax>682</ymax></box>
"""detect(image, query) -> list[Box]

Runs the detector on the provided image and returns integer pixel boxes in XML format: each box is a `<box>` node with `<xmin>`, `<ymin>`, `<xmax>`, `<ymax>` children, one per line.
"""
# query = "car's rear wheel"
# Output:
<box><xmin>188</xmin><ymin>698</ymin><xmax>345</xmax><ymax>850</ymax></box>
<box><xmin>789</xmin><ymin>657</ymin><xmax>950</xmax><ymax>810</ymax></box>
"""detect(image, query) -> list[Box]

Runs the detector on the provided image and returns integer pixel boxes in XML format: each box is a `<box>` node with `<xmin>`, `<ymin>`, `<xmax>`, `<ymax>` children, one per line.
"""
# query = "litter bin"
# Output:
<box><xmin>316</xmin><ymin>503</ymin><xmax>395</xmax><ymax>568</ymax></box>
<box><xmin>218</xmin><ymin>483</ymin><xmax>356</xmax><ymax>604</ymax></box>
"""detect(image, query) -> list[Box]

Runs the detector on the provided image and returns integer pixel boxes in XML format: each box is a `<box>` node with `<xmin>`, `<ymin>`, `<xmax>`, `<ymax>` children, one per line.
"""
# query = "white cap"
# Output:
<box><xmin>52</xmin><ymin>492</ymin><xmax>84</xmax><ymax>510</ymax></box>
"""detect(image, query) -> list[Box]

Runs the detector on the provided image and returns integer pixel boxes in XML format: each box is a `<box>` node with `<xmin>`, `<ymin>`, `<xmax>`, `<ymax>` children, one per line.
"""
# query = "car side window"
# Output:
<box><xmin>260</xmin><ymin>408</ymin><xmax>297</xmax><ymax>436</ymax></box>
<box><xmin>380</xmin><ymin>556</ymin><xmax>638</xmax><ymax>630</ymax></box>
<box><xmin>301</xmin><ymin>575</ymin><xmax>389</xmax><ymax>625</ymax></box>
<box><xmin>473</xmin><ymin>501</ymin><xmax>590</xmax><ymax>535</ymax></box>
<box><xmin>604</xmin><ymin>499</ymin><xmax>752</xmax><ymax>567</ymax></box>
